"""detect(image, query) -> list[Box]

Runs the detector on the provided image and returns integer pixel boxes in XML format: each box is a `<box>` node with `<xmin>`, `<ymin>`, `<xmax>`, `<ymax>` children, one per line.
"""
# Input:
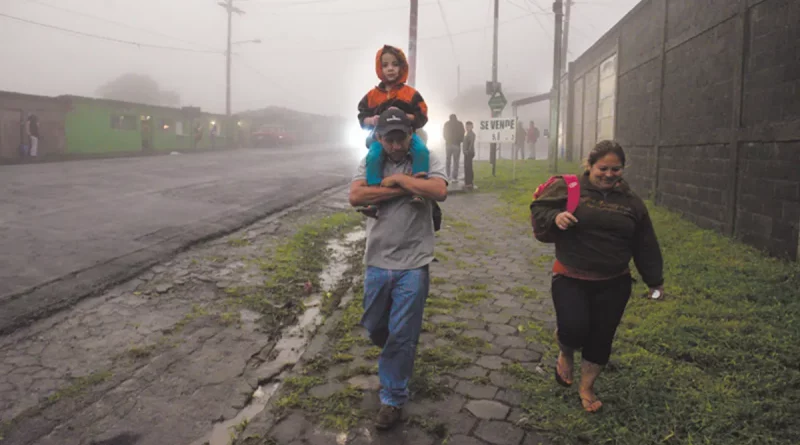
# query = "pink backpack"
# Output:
<box><xmin>530</xmin><ymin>174</ymin><xmax>580</xmax><ymax>243</ymax></box>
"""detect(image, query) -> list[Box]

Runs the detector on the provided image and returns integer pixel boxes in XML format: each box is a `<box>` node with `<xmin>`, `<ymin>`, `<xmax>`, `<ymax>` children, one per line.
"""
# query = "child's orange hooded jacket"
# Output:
<box><xmin>357</xmin><ymin>45</ymin><xmax>429</xmax><ymax>131</ymax></box>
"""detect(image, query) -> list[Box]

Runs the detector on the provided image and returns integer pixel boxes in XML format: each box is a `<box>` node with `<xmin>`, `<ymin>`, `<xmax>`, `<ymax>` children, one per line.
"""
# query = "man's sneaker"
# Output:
<box><xmin>375</xmin><ymin>404</ymin><xmax>402</xmax><ymax>430</ymax></box>
<box><xmin>357</xmin><ymin>205</ymin><xmax>378</xmax><ymax>219</ymax></box>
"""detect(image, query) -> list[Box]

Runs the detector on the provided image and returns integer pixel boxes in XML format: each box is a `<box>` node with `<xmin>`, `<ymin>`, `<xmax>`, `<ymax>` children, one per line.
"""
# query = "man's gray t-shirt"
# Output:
<box><xmin>352</xmin><ymin>152</ymin><xmax>448</xmax><ymax>270</ymax></box>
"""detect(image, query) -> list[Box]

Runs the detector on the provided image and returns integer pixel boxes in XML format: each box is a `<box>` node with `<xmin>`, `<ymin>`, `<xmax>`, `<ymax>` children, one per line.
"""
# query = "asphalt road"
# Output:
<box><xmin>0</xmin><ymin>145</ymin><xmax>361</xmax><ymax>334</ymax></box>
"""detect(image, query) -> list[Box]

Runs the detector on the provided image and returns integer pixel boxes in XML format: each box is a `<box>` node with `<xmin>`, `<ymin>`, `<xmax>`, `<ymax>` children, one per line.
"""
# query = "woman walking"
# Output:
<box><xmin>530</xmin><ymin>140</ymin><xmax>664</xmax><ymax>412</ymax></box>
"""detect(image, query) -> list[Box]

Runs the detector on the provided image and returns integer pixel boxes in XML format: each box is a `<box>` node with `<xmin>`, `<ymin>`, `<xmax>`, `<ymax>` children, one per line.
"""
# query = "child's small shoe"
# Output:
<box><xmin>358</xmin><ymin>205</ymin><xmax>378</xmax><ymax>219</ymax></box>
<box><xmin>410</xmin><ymin>195</ymin><xmax>425</xmax><ymax>205</ymax></box>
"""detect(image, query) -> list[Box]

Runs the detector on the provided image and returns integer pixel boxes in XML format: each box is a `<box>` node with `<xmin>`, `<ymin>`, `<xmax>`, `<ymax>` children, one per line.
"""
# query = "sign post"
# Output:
<box><xmin>487</xmin><ymin>86</ymin><xmax>507</xmax><ymax>176</ymax></box>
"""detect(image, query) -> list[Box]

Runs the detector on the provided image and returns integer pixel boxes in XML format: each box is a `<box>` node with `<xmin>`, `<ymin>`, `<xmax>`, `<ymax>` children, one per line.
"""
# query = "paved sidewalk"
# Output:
<box><xmin>235</xmin><ymin>192</ymin><xmax>559</xmax><ymax>445</ymax></box>
<box><xmin>0</xmin><ymin>190</ymin><xmax>361</xmax><ymax>445</ymax></box>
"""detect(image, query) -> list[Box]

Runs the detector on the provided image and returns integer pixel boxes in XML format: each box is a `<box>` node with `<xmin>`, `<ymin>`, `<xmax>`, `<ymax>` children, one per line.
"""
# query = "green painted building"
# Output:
<box><xmin>60</xmin><ymin>96</ymin><xmax>239</xmax><ymax>155</ymax></box>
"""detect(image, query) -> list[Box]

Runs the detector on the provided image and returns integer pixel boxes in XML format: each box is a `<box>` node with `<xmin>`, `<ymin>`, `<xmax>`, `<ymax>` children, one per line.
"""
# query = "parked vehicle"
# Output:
<box><xmin>252</xmin><ymin>124</ymin><xmax>294</xmax><ymax>148</ymax></box>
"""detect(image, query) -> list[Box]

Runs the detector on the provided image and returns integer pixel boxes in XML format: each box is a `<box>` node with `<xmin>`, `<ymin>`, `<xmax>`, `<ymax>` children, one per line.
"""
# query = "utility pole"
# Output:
<box><xmin>561</xmin><ymin>0</ymin><xmax>572</xmax><ymax>76</ymax></box>
<box><xmin>219</xmin><ymin>0</ymin><xmax>245</xmax><ymax>117</ymax></box>
<box><xmin>408</xmin><ymin>0</ymin><xmax>419</xmax><ymax>87</ymax></box>
<box><xmin>491</xmin><ymin>0</ymin><xmax>499</xmax><ymax>88</ymax></box>
<box><xmin>549</xmin><ymin>1</ymin><xmax>564</xmax><ymax>173</ymax></box>
<box><xmin>226</xmin><ymin>0</ymin><xmax>232</xmax><ymax>117</ymax></box>
<box><xmin>490</xmin><ymin>0</ymin><xmax>499</xmax><ymax>176</ymax></box>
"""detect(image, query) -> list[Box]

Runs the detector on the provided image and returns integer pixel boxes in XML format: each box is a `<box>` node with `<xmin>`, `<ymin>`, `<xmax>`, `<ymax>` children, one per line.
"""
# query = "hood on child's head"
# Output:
<box><xmin>375</xmin><ymin>45</ymin><xmax>409</xmax><ymax>84</ymax></box>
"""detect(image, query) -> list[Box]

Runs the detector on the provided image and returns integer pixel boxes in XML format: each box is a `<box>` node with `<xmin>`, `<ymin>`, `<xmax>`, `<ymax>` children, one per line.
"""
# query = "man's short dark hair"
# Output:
<box><xmin>466</xmin><ymin>121</ymin><xmax>473</xmax><ymax>126</ymax></box>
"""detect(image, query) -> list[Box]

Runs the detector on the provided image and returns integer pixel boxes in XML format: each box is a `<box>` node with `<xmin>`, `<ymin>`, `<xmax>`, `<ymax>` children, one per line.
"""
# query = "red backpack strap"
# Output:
<box><xmin>563</xmin><ymin>174</ymin><xmax>580</xmax><ymax>213</ymax></box>
<box><xmin>532</xmin><ymin>176</ymin><xmax>560</xmax><ymax>201</ymax></box>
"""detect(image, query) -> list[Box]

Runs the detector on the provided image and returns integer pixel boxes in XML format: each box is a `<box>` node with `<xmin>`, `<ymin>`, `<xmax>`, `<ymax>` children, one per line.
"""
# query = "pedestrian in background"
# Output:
<box><xmin>463</xmin><ymin>121</ymin><xmax>476</xmax><ymax>191</ymax></box>
<box><xmin>27</xmin><ymin>113</ymin><xmax>40</xmax><ymax>157</ymax></box>
<box><xmin>530</xmin><ymin>140</ymin><xmax>665</xmax><ymax>413</ymax></box>
<box><xmin>515</xmin><ymin>120</ymin><xmax>526</xmax><ymax>160</ymax></box>
<box><xmin>210</xmin><ymin>123</ymin><xmax>218</xmax><ymax>150</ymax></box>
<box><xmin>443</xmin><ymin>114</ymin><xmax>465</xmax><ymax>181</ymax></box>
<box><xmin>527</xmin><ymin>120</ymin><xmax>539</xmax><ymax>160</ymax></box>
<box><xmin>19</xmin><ymin>116</ymin><xmax>29</xmax><ymax>158</ymax></box>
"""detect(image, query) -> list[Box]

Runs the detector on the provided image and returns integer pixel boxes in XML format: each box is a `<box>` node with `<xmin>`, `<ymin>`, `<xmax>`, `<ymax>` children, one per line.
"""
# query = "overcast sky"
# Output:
<box><xmin>0</xmin><ymin>0</ymin><xmax>640</xmax><ymax>119</ymax></box>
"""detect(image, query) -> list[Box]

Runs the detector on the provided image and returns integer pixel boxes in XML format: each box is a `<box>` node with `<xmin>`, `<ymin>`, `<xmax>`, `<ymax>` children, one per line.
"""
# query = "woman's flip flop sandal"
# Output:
<box><xmin>580</xmin><ymin>395</ymin><xmax>603</xmax><ymax>413</ymax></box>
<box><xmin>554</xmin><ymin>363</ymin><xmax>573</xmax><ymax>387</ymax></box>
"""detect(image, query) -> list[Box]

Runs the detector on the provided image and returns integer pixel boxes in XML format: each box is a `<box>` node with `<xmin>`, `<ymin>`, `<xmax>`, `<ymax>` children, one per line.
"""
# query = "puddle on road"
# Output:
<box><xmin>190</xmin><ymin>383</ymin><xmax>279</xmax><ymax>445</ymax></box>
<box><xmin>320</xmin><ymin>230</ymin><xmax>365</xmax><ymax>291</ymax></box>
<box><xmin>194</xmin><ymin>229</ymin><xmax>365</xmax><ymax>445</ymax></box>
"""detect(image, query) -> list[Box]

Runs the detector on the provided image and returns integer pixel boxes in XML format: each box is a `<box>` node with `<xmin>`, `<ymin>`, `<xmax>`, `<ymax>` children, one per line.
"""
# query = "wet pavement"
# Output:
<box><xmin>0</xmin><ymin>145</ymin><xmax>360</xmax><ymax>334</ymax></box>
<box><xmin>231</xmin><ymin>192</ymin><xmax>557</xmax><ymax>445</ymax></box>
<box><xmin>0</xmin><ymin>188</ymin><xmax>364</xmax><ymax>445</ymax></box>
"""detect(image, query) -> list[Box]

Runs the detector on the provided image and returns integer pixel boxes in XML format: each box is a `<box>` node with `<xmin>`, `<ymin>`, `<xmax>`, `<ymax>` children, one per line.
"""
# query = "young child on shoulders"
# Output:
<box><xmin>357</xmin><ymin>44</ymin><xmax>431</xmax><ymax>218</ymax></box>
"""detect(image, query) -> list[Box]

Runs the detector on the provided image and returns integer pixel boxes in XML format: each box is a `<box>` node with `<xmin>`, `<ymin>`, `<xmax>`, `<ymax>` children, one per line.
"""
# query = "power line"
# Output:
<box><xmin>436</xmin><ymin>0</ymin><xmax>459</xmax><ymax>64</ymax></box>
<box><xmin>245</xmin><ymin>0</ymin><xmax>465</xmax><ymax>13</ymax></box>
<box><xmin>508</xmin><ymin>0</ymin><xmax>552</xmax><ymax>42</ymax></box>
<box><xmin>247</xmin><ymin>3</ymin><xmax>413</xmax><ymax>15</ymax></box>
<box><xmin>27</xmin><ymin>1</ymin><xmax>219</xmax><ymax>51</ymax></box>
<box><xmin>244</xmin><ymin>0</ymin><xmax>445</xmax><ymax>14</ymax></box>
<box><xmin>428</xmin><ymin>10</ymin><xmax>547</xmax><ymax>40</ymax></box>
<box><xmin>0</xmin><ymin>13</ymin><xmax>223</xmax><ymax>54</ymax></box>
<box><xmin>246</xmin><ymin>0</ymin><xmax>348</xmax><ymax>5</ymax></box>
<box><xmin>236</xmin><ymin>10</ymin><xmax>546</xmax><ymax>56</ymax></box>
<box><xmin>233</xmin><ymin>56</ymin><xmax>291</xmax><ymax>93</ymax></box>
<box><xmin>525</xmin><ymin>0</ymin><xmax>550</xmax><ymax>14</ymax></box>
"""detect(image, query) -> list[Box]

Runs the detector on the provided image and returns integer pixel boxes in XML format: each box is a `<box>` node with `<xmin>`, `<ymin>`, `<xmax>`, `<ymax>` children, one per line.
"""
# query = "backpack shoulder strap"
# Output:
<box><xmin>532</xmin><ymin>175</ymin><xmax>561</xmax><ymax>200</ymax></box>
<box><xmin>562</xmin><ymin>174</ymin><xmax>580</xmax><ymax>213</ymax></box>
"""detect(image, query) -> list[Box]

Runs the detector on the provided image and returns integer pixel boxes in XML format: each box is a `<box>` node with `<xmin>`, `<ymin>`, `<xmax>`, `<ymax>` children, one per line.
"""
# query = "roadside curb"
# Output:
<box><xmin>0</xmin><ymin>181</ymin><xmax>351</xmax><ymax>336</ymax></box>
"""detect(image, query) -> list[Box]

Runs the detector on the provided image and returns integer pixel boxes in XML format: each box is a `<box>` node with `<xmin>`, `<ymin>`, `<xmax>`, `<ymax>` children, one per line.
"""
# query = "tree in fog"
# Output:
<box><xmin>96</xmin><ymin>73</ymin><xmax>181</xmax><ymax>107</ymax></box>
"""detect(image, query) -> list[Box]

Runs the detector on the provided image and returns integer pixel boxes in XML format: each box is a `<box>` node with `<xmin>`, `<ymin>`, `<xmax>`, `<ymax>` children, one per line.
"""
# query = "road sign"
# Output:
<box><xmin>488</xmin><ymin>91</ymin><xmax>507</xmax><ymax>113</ymax></box>
<box><xmin>478</xmin><ymin>118</ymin><xmax>517</xmax><ymax>143</ymax></box>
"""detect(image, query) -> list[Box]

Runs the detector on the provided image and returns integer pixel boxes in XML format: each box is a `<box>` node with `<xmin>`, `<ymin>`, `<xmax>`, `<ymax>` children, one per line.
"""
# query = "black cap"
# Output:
<box><xmin>375</xmin><ymin>108</ymin><xmax>412</xmax><ymax>136</ymax></box>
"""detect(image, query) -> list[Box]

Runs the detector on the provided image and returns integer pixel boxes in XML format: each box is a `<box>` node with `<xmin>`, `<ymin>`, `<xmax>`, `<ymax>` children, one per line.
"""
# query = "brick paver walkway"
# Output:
<box><xmin>234</xmin><ymin>192</ymin><xmax>559</xmax><ymax>445</ymax></box>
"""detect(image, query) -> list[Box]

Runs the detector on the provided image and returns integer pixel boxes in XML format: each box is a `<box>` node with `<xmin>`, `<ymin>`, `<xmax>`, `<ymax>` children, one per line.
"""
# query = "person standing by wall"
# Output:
<box><xmin>27</xmin><ymin>113</ymin><xmax>40</xmax><ymax>157</ymax></box>
<box><xmin>515</xmin><ymin>120</ymin><xmax>527</xmax><ymax>160</ymax></box>
<box><xmin>527</xmin><ymin>120</ymin><xmax>540</xmax><ymax>160</ymax></box>
<box><xmin>210</xmin><ymin>123</ymin><xmax>219</xmax><ymax>150</ymax></box>
<box><xmin>19</xmin><ymin>115</ymin><xmax>29</xmax><ymax>158</ymax></box>
<box><xmin>442</xmin><ymin>114</ymin><xmax>465</xmax><ymax>182</ymax></box>
<box><xmin>463</xmin><ymin>121</ymin><xmax>476</xmax><ymax>191</ymax></box>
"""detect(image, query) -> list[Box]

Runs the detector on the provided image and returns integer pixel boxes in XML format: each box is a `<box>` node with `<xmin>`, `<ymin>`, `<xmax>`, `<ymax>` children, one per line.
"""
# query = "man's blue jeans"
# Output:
<box><xmin>361</xmin><ymin>265</ymin><xmax>429</xmax><ymax>407</ymax></box>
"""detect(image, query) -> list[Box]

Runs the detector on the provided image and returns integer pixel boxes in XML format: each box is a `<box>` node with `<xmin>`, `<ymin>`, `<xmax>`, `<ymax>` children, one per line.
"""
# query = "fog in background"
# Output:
<box><xmin>0</xmin><ymin>0</ymin><xmax>640</xmax><ymax>119</ymax></box>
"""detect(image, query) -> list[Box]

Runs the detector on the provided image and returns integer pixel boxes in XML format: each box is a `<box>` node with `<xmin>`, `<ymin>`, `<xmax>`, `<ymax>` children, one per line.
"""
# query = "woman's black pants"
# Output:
<box><xmin>551</xmin><ymin>274</ymin><xmax>632</xmax><ymax>366</ymax></box>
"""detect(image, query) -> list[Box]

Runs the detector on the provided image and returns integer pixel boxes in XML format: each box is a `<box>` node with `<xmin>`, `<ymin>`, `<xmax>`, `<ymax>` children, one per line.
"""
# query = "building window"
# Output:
<box><xmin>573</xmin><ymin>76</ymin><xmax>585</xmax><ymax>161</ymax></box>
<box><xmin>558</xmin><ymin>75</ymin><xmax>569</xmax><ymax>158</ymax></box>
<box><xmin>176</xmin><ymin>121</ymin><xmax>184</xmax><ymax>136</ymax></box>
<box><xmin>582</xmin><ymin>67</ymin><xmax>599</xmax><ymax>157</ymax></box>
<box><xmin>110</xmin><ymin>115</ymin><xmax>137</xmax><ymax>131</ymax></box>
<box><xmin>596</xmin><ymin>53</ymin><xmax>617</xmax><ymax>141</ymax></box>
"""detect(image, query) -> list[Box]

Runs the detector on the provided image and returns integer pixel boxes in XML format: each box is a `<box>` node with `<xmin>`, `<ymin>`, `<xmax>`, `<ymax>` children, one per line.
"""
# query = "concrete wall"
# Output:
<box><xmin>562</xmin><ymin>0</ymin><xmax>800</xmax><ymax>260</ymax></box>
<box><xmin>0</xmin><ymin>92</ymin><xmax>68</xmax><ymax>159</ymax></box>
